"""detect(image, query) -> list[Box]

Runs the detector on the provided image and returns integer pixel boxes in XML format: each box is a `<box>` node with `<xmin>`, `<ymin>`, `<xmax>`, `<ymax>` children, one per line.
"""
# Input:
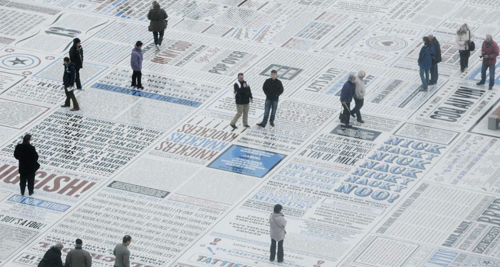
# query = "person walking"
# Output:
<box><xmin>456</xmin><ymin>24</ymin><xmax>473</xmax><ymax>72</ymax></box>
<box><xmin>65</xmin><ymin>239</ymin><xmax>92</xmax><ymax>267</ymax></box>
<box><xmin>131</xmin><ymin>41</ymin><xmax>144</xmax><ymax>90</ymax></box>
<box><xmin>418</xmin><ymin>37</ymin><xmax>434</xmax><ymax>91</ymax></box>
<box><xmin>477</xmin><ymin>34</ymin><xmax>499</xmax><ymax>90</ymax></box>
<box><xmin>428</xmin><ymin>34</ymin><xmax>441</xmax><ymax>85</ymax></box>
<box><xmin>148</xmin><ymin>1</ymin><xmax>168</xmax><ymax>50</ymax></box>
<box><xmin>230</xmin><ymin>73</ymin><xmax>253</xmax><ymax>129</ymax></box>
<box><xmin>351</xmin><ymin>71</ymin><xmax>366</xmax><ymax>123</ymax></box>
<box><xmin>114</xmin><ymin>235</ymin><xmax>132</xmax><ymax>267</ymax></box>
<box><xmin>257</xmin><ymin>70</ymin><xmax>283</xmax><ymax>128</ymax></box>
<box><xmin>38</xmin><ymin>243</ymin><xmax>64</xmax><ymax>267</ymax></box>
<box><xmin>340</xmin><ymin>74</ymin><xmax>356</xmax><ymax>127</ymax></box>
<box><xmin>61</xmin><ymin>57</ymin><xmax>80</xmax><ymax>111</ymax></box>
<box><xmin>14</xmin><ymin>134</ymin><xmax>39</xmax><ymax>196</ymax></box>
<box><xmin>69</xmin><ymin>38</ymin><xmax>84</xmax><ymax>90</ymax></box>
<box><xmin>269</xmin><ymin>204</ymin><xmax>287</xmax><ymax>263</ymax></box>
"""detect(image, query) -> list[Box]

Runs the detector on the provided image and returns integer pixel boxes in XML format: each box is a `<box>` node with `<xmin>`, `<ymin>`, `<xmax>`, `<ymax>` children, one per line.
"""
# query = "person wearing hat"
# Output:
<box><xmin>14</xmin><ymin>134</ymin><xmax>39</xmax><ymax>196</ymax></box>
<box><xmin>147</xmin><ymin>1</ymin><xmax>168</xmax><ymax>50</ymax></box>
<box><xmin>65</xmin><ymin>239</ymin><xmax>92</xmax><ymax>267</ymax></box>
<box><xmin>39</xmin><ymin>243</ymin><xmax>64</xmax><ymax>267</ymax></box>
<box><xmin>69</xmin><ymin>38</ymin><xmax>84</xmax><ymax>90</ymax></box>
<box><xmin>131</xmin><ymin>41</ymin><xmax>144</xmax><ymax>90</ymax></box>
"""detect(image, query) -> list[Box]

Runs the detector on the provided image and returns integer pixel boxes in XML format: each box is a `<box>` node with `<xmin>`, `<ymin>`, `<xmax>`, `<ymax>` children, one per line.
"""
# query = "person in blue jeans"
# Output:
<box><xmin>257</xmin><ymin>70</ymin><xmax>284</xmax><ymax>128</ymax></box>
<box><xmin>418</xmin><ymin>36</ymin><xmax>434</xmax><ymax>91</ymax></box>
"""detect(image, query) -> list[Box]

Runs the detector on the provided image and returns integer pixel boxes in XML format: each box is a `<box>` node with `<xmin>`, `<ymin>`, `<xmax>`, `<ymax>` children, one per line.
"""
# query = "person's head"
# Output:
<box><xmin>270</xmin><ymin>70</ymin><xmax>277</xmax><ymax>80</ymax></box>
<box><xmin>123</xmin><ymin>235</ymin><xmax>132</xmax><ymax>246</ymax></box>
<box><xmin>458</xmin><ymin>23</ymin><xmax>469</xmax><ymax>34</ymax></box>
<box><xmin>237</xmin><ymin>73</ymin><xmax>244</xmax><ymax>82</ymax></box>
<box><xmin>136</xmin><ymin>41</ymin><xmax>143</xmax><ymax>49</ymax></box>
<box><xmin>63</xmin><ymin>57</ymin><xmax>70</xmax><ymax>65</ymax></box>
<box><xmin>486</xmin><ymin>34</ymin><xmax>493</xmax><ymax>42</ymax></box>
<box><xmin>423</xmin><ymin>36</ymin><xmax>430</xmax><ymax>44</ymax></box>
<box><xmin>357</xmin><ymin>70</ymin><xmax>366</xmax><ymax>79</ymax></box>
<box><xmin>22</xmin><ymin>134</ymin><xmax>31</xmax><ymax>144</ymax></box>
<box><xmin>76</xmin><ymin>239</ymin><xmax>83</xmax><ymax>246</ymax></box>
<box><xmin>54</xmin><ymin>243</ymin><xmax>64</xmax><ymax>251</ymax></box>
<box><xmin>274</xmin><ymin>204</ymin><xmax>283</xmax><ymax>213</ymax></box>
<box><xmin>348</xmin><ymin>74</ymin><xmax>356</xmax><ymax>83</ymax></box>
<box><xmin>73</xmin><ymin>38</ymin><xmax>81</xmax><ymax>47</ymax></box>
<box><xmin>152</xmin><ymin>1</ymin><xmax>159</xmax><ymax>7</ymax></box>
<box><xmin>428</xmin><ymin>34</ymin><xmax>434</xmax><ymax>41</ymax></box>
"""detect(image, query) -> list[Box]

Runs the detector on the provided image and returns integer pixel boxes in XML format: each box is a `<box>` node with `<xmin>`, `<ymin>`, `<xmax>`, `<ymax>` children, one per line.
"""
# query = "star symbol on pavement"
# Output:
<box><xmin>8</xmin><ymin>57</ymin><xmax>28</xmax><ymax>66</ymax></box>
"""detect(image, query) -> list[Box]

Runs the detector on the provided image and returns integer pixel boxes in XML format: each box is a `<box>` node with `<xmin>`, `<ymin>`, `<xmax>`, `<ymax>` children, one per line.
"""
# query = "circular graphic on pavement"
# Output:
<box><xmin>366</xmin><ymin>36</ymin><xmax>408</xmax><ymax>51</ymax></box>
<box><xmin>0</xmin><ymin>54</ymin><xmax>41</xmax><ymax>70</ymax></box>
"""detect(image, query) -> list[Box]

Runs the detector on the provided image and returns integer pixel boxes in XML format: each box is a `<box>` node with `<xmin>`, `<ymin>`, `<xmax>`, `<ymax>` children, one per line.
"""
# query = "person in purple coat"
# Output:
<box><xmin>340</xmin><ymin>74</ymin><xmax>356</xmax><ymax>127</ymax></box>
<box><xmin>130</xmin><ymin>41</ymin><xmax>144</xmax><ymax>90</ymax></box>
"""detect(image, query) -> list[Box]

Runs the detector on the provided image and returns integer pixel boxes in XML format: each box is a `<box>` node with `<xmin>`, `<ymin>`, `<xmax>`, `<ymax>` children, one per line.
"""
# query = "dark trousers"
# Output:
<box><xmin>132</xmin><ymin>71</ymin><xmax>142</xmax><ymax>87</ymax></box>
<box><xmin>20</xmin><ymin>173</ymin><xmax>35</xmax><ymax>195</ymax></box>
<box><xmin>64</xmin><ymin>86</ymin><xmax>79</xmax><ymax>109</ymax></box>
<box><xmin>270</xmin><ymin>239</ymin><xmax>284</xmax><ymax>262</ymax></box>
<box><xmin>480</xmin><ymin>63</ymin><xmax>496</xmax><ymax>87</ymax></box>
<box><xmin>459</xmin><ymin>50</ymin><xmax>470</xmax><ymax>70</ymax></box>
<box><xmin>342</xmin><ymin>102</ymin><xmax>351</xmax><ymax>125</ymax></box>
<box><xmin>75</xmin><ymin>68</ymin><xmax>82</xmax><ymax>89</ymax></box>
<box><xmin>153</xmin><ymin>30</ymin><xmax>165</xmax><ymax>46</ymax></box>
<box><xmin>351</xmin><ymin>98</ymin><xmax>364</xmax><ymax>121</ymax></box>
<box><xmin>261</xmin><ymin>99</ymin><xmax>278</xmax><ymax>126</ymax></box>
<box><xmin>430</xmin><ymin>63</ymin><xmax>438</xmax><ymax>83</ymax></box>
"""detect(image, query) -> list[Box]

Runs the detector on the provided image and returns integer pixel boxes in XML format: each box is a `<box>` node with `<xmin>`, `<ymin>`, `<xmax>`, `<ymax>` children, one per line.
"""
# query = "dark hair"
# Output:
<box><xmin>22</xmin><ymin>134</ymin><xmax>31</xmax><ymax>144</ymax></box>
<box><xmin>136</xmin><ymin>41</ymin><xmax>143</xmax><ymax>47</ymax></box>
<box><xmin>271</xmin><ymin>70</ymin><xmax>277</xmax><ymax>74</ymax></box>
<box><xmin>423</xmin><ymin>36</ymin><xmax>429</xmax><ymax>43</ymax></box>
<box><xmin>123</xmin><ymin>235</ymin><xmax>132</xmax><ymax>243</ymax></box>
<box><xmin>237</xmin><ymin>73</ymin><xmax>244</xmax><ymax>77</ymax></box>
<box><xmin>63</xmin><ymin>57</ymin><xmax>70</xmax><ymax>62</ymax></box>
<box><xmin>76</xmin><ymin>239</ymin><xmax>82</xmax><ymax>245</ymax></box>
<box><xmin>274</xmin><ymin>204</ymin><xmax>283</xmax><ymax>213</ymax></box>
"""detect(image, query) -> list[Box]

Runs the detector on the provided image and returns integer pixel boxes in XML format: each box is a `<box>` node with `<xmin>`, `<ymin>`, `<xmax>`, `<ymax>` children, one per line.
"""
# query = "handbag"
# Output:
<box><xmin>468</xmin><ymin>30</ymin><xmax>475</xmax><ymax>51</ymax></box>
<box><xmin>339</xmin><ymin>103</ymin><xmax>351</xmax><ymax>123</ymax></box>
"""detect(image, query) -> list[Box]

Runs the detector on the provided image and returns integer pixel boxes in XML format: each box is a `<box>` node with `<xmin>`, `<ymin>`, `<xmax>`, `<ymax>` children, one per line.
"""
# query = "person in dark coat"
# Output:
<box><xmin>65</xmin><ymin>239</ymin><xmax>92</xmax><ymax>267</ymax></box>
<box><xmin>477</xmin><ymin>34</ymin><xmax>499</xmax><ymax>90</ymax></box>
<box><xmin>13</xmin><ymin>134</ymin><xmax>39</xmax><ymax>196</ymax></box>
<box><xmin>418</xmin><ymin>37</ymin><xmax>434</xmax><ymax>91</ymax></box>
<box><xmin>39</xmin><ymin>243</ymin><xmax>64</xmax><ymax>267</ymax></box>
<box><xmin>340</xmin><ymin>74</ymin><xmax>356</xmax><ymax>127</ymax></box>
<box><xmin>230</xmin><ymin>73</ymin><xmax>253</xmax><ymax>129</ymax></box>
<box><xmin>61</xmin><ymin>57</ymin><xmax>79</xmax><ymax>111</ymax></box>
<box><xmin>131</xmin><ymin>41</ymin><xmax>144</xmax><ymax>90</ymax></box>
<box><xmin>147</xmin><ymin>1</ymin><xmax>168</xmax><ymax>50</ymax></box>
<box><xmin>257</xmin><ymin>70</ymin><xmax>284</xmax><ymax>128</ymax></box>
<box><xmin>428</xmin><ymin>34</ymin><xmax>441</xmax><ymax>85</ymax></box>
<box><xmin>69</xmin><ymin>38</ymin><xmax>83</xmax><ymax>90</ymax></box>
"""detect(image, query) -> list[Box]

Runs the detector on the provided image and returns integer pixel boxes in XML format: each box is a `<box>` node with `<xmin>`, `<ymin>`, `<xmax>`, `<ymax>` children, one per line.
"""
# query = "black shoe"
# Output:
<box><xmin>270</xmin><ymin>122</ymin><xmax>275</xmax><ymax>127</ymax></box>
<box><xmin>256</xmin><ymin>123</ymin><xmax>265</xmax><ymax>128</ymax></box>
<box><xmin>357</xmin><ymin>119</ymin><xmax>365</xmax><ymax>123</ymax></box>
<box><xmin>344</xmin><ymin>124</ymin><xmax>352</xmax><ymax>128</ymax></box>
<box><xmin>489</xmin><ymin>86</ymin><xmax>493</xmax><ymax>90</ymax></box>
<box><xmin>137</xmin><ymin>86</ymin><xmax>144</xmax><ymax>89</ymax></box>
<box><xmin>428</xmin><ymin>82</ymin><xmax>436</xmax><ymax>85</ymax></box>
<box><xmin>477</xmin><ymin>82</ymin><xmax>484</xmax><ymax>85</ymax></box>
<box><xmin>77</xmin><ymin>88</ymin><xmax>83</xmax><ymax>90</ymax></box>
<box><xmin>131</xmin><ymin>84</ymin><xmax>137</xmax><ymax>88</ymax></box>
<box><xmin>244</xmin><ymin>125</ymin><xmax>251</xmax><ymax>128</ymax></box>
<box><xmin>230</xmin><ymin>124</ymin><xmax>237</xmax><ymax>130</ymax></box>
<box><xmin>278</xmin><ymin>261</ymin><xmax>284</xmax><ymax>263</ymax></box>
<box><xmin>350</xmin><ymin>113</ymin><xmax>355</xmax><ymax>118</ymax></box>
<box><xmin>29</xmin><ymin>192</ymin><xmax>33</xmax><ymax>196</ymax></box>
<box><xmin>461</xmin><ymin>69</ymin><xmax>465</xmax><ymax>73</ymax></box>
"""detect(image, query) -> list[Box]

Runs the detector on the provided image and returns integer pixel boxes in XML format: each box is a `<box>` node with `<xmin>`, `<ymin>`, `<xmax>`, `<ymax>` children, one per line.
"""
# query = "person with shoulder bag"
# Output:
<box><xmin>456</xmin><ymin>23</ymin><xmax>474</xmax><ymax>72</ymax></box>
<box><xmin>147</xmin><ymin>1</ymin><xmax>168</xmax><ymax>50</ymax></box>
<box><xmin>339</xmin><ymin>74</ymin><xmax>356</xmax><ymax>127</ymax></box>
<box><xmin>269</xmin><ymin>204</ymin><xmax>287</xmax><ymax>263</ymax></box>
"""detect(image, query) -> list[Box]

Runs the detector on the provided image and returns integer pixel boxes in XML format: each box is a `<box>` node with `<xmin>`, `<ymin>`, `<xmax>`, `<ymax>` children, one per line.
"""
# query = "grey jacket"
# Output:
<box><xmin>269</xmin><ymin>213</ymin><xmax>287</xmax><ymax>241</ymax></box>
<box><xmin>354</xmin><ymin>76</ymin><xmax>366</xmax><ymax>99</ymax></box>
<box><xmin>65</xmin><ymin>245</ymin><xmax>92</xmax><ymax>267</ymax></box>
<box><xmin>113</xmin><ymin>243</ymin><xmax>130</xmax><ymax>267</ymax></box>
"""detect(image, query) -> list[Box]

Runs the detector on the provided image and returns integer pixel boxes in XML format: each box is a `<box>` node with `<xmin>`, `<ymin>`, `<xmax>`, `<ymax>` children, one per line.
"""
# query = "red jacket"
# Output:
<box><xmin>482</xmin><ymin>40</ymin><xmax>499</xmax><ymax>66</ymax></box>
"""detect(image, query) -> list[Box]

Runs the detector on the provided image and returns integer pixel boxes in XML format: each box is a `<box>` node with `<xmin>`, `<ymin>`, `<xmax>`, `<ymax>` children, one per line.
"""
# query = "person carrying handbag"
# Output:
<box><xmin>456</xmin><ymin>23</ymin><xmax>473</xmax><ymax>72</ymax></box>
<box><xmin>269</xmin><ymin>204</ymin><xmax>287</xmax><ymax>263</ymax></box>
<box><xmin>147</xmin><ymin>1</ymin><xmax>168</xmax><ymax>50</ymax></box>
<box><xmin>340</xmin><ymin>74</ymin><xmax>357</xmax><ymax>127</ymax></box>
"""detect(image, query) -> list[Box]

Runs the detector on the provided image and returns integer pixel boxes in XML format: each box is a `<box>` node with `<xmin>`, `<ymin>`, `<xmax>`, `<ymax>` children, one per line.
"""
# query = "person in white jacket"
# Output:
<box><xmin>351</xmin><ymin>70</ymin><xmax>366</xmax><ymax>123</ymax></box>
<box><xmin>456</xmin><ymin>23</ymin><xmax>473</xmax><ymax>72</ymax></box>
<box><xmin>269</xmin><ymin>204</ymin><xmax>287</xmax><ymax>263</ymax></box>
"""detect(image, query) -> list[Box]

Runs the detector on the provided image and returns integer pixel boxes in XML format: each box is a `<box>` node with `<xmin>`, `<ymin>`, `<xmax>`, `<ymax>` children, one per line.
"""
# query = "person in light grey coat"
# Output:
<box><xmin>456</xmin><ymin>23</ymin><xmax>473</xmax><ymax>72</ymax></box>
<box><xmin>65</xmin><ymin>239</ymin><xmax>92</xmax><ymax>267</ymax></box>
<box><xmin>351</xmin><ymin>71</ymin><xmax>366</xmax><ymax>123</ymax></box>
<box><xmin>113</xmin><ymin>235</ymin><xmax>131</xmax><ymax>267</ymax></box>
<box><xmin>269</xmin><ymin>204</ymin><xmax>287</xmax><ymax>263</ymax></box>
